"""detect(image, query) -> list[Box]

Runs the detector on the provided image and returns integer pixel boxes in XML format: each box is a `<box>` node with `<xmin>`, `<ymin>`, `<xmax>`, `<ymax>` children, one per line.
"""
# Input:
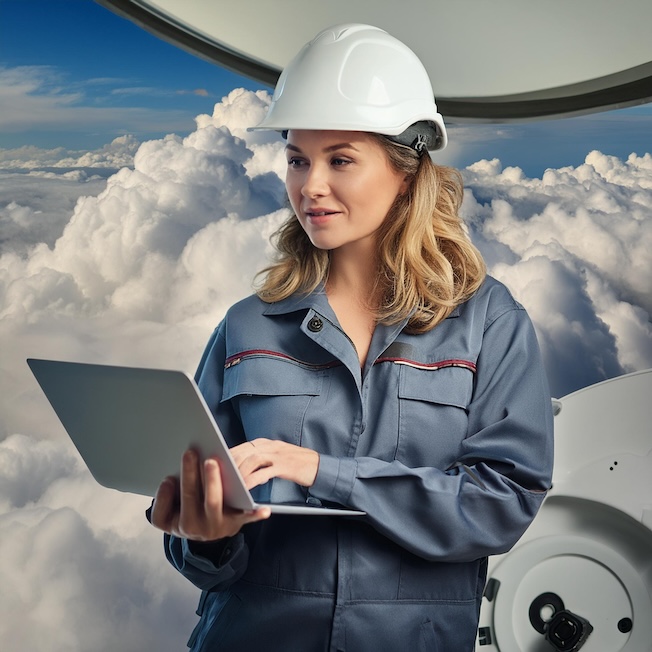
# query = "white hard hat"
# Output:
<box><xmin>250</xmin><ymin>23</ymin><xmax>447</xmax><ymax>151</ymax></box>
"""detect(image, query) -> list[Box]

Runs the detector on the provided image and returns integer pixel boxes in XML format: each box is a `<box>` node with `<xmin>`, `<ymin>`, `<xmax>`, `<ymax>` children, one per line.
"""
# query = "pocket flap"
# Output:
<box><xmin>222</xmin><ymin>355</ymin><xmax>323</xmax><ymax>402</ymax></box>
<box><xmin>398</xmin><ymin>363</ymin><xmax>473</xmax><ymax>409</ymax></box>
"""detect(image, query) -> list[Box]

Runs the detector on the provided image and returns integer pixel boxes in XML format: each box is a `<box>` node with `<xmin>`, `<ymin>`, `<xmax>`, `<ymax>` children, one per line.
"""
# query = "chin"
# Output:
<box><xmin>307</xmin><ymin>235</ymin><xmax>340</xmax><ymax>251</ymax></box>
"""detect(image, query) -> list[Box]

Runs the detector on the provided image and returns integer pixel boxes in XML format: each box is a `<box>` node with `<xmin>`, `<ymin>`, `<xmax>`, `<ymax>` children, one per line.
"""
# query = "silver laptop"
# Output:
<box><xmin>27</xmin><ymin>358</ymin><xmax>364</xmax><ymax>516</ymax></box>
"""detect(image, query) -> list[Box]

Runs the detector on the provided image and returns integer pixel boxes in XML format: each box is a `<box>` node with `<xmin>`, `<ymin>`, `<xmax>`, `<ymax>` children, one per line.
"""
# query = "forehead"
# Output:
<box><xmin>285</xmin><ymin>129</ymin><xmax>380</xmax><ymax>151</ymax></box>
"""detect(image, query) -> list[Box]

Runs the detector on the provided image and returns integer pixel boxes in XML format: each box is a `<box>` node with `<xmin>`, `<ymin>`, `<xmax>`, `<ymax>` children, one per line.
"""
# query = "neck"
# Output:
<box><xmin>326</xmin><ymin>246</ymin><xmax>379</xmax><ymax>309</ymax></box>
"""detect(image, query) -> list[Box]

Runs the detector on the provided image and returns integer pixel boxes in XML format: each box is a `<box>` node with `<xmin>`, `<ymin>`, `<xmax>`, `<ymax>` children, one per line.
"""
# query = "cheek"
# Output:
<box><xmin>285</xmin><ymin>178</ymin><xmax>301</xmax><ymax>213</ymax></box>
<box><xmin>357</xmin><ymin>170</ymin><xmax>402</xmax><ymax>212</ymax></box>
<box><xmin>366</xmin><ymin>184</ymin><xmax>401</xmax><ymax>221</ymax></box>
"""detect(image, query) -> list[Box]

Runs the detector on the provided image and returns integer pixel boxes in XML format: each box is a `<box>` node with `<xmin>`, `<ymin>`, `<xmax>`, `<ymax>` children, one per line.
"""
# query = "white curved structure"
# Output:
<box><xmin>476</xmin><ymin>370</ymin><xmax>652</xmax><ymax>651</ymax></box>
<box><xmin>96</xmin><ymin>0</ymin><xmax>652</xmax><ymax>121</ymax></box>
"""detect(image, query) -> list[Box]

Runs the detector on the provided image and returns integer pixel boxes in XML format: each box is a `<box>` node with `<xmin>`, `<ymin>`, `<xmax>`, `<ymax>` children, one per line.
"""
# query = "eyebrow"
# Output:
<box><xmin>285</xmin><ymin>142</ymin><xmax>359</xmax><ymax>154</ymax></box>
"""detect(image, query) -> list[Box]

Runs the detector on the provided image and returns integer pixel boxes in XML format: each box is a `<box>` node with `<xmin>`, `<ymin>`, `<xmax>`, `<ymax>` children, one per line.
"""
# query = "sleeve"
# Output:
<box><xmin>164</xmin><ymin>534</ymin><xmax>249</xmax><ymax>592</ymax></box>
<box><xmin>309</xmin><ymin>306</ymin><xmax>554</xmax><ymax>563</ymax></box>
<box><xmin>162</xmin><ymin>322</ymin><xmax>251</xmax><ymax>592</ymax></box>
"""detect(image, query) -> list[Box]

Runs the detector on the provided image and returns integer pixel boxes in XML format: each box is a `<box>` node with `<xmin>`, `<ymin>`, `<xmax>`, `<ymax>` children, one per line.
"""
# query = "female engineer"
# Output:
<box><xmin>150</xmin><ymin>23</ymin><xmax>554</xmax><ymax>652</ymax></box>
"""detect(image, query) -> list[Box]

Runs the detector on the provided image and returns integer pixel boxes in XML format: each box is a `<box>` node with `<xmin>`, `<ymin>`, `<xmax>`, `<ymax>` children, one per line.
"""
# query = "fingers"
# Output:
<box><xmin>202</xmin><ymin>458</ymin><xmax>223</xmax><ymax>515</ymax></box>
<box><xmin>231</xmin><ymin>439</ymin><xmax>319</xmax><ymax>489</ymax></box>
<box><xmin>179</xmin><ymin>449</ymin><xmax>204</xmax><ymax>532</ymax></box>
<box><xmin>150</xmin><ymin>475</ymin><xmax>180</xmax><ymax>533</ymax></box>
<box><xmin>149</xmin><ymin>449</ymin><xmax>271</xmax><ymax>541</ymax></box>
<box><xmin>178</xmin><ymin>450</ymin><xmax>225</xmax><ymax>540</ymax></box>
<box><xmin>201</xmin><ymin>458</ymin><xmax>270</xmax><ymax>533</ymax></box>
<box><xmin>231</xmin><ymin>439</ymin><xmax>273</xmax><ymax>488</ymax></box>
<box><xmin>230</xmin><ymin>439</ymin><xmax>260</xmax><ymax>467</ymax></box>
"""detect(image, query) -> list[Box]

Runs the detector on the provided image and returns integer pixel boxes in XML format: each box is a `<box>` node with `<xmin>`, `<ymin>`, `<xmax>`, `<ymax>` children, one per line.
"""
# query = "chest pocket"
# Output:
<box><xmin>221</xmin><ymin>354</ymin><xmax>324</xmax><ymax>445</ymax></box>
<box><xmin>396</xmin><ymin>363</ymin><xmax>474</xmax><ymax>468</ymax></box>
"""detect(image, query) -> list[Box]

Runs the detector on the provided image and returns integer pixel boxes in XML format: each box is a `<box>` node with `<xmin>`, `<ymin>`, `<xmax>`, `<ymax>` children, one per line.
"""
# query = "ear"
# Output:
<box><xmin>398</xmin><ymin>175</ymin><xmax>411</xmax><ymax>196</ymax></box>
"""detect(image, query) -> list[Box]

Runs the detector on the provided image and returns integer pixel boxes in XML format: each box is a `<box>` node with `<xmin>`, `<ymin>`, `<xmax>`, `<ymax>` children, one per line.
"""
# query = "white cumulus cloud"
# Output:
<box><xmin>461</xmin><ymin>153</ymin><xmax>652</xmax><ymax>395</ymax></box>
<box><xmin>0</xmin><ymin>135</ymin><xmax>140</xmax><ymax>171</ymax></box>
<box><xmin>0</xmin><ymin>435</ymin><xmax>198</xmax><ymax>652</ymax></box>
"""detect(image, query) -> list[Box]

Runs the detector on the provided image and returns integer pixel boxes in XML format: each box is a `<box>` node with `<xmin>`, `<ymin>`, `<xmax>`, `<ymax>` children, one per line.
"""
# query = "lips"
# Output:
<box><xmin>305</xmin><ymin>208</ymin><xmax>339</xmax><ymax>218</ymax></box>
<box><xmin>302</xmin><ymin>207</ymin><xmax>340</xmax><ymax>227</ymax></box>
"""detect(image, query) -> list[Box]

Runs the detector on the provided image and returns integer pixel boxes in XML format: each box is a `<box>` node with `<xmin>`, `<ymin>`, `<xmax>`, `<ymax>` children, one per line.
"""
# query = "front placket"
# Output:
<box><xmin>300</xmin><ymin>309</ymin><xmax>362</xmax><ymax>651</ymax></box>
<box><xmin>300</xmin><ymin>311</ymin><xmax>411</xmax><ymax>651</ymax></box>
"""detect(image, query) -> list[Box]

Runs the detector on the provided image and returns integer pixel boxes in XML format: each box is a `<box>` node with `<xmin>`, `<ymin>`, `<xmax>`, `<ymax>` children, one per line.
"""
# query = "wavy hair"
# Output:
<box><xmin>255</xmin><ymin>134</ymin><xmax>486</xmax><ymax>333</ymax></box>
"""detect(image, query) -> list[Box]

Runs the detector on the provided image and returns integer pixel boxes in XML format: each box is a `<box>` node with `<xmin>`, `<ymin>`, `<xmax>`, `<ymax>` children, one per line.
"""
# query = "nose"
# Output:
<box><xmin>301</xmin><ymin>163</ymin><xmax>329</xmax><ymax>198</ymax></box>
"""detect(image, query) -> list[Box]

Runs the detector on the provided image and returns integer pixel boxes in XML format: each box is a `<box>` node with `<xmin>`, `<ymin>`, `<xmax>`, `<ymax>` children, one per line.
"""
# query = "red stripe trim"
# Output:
<box><xmin>225</xmin><ymin>349</ymin><xmax>342</xmax><ymax>370</ymax></box>
<box><xmin>374</xmin><ymin>357</ymin><xmax>477</xmax><ymax>373</ymax></box>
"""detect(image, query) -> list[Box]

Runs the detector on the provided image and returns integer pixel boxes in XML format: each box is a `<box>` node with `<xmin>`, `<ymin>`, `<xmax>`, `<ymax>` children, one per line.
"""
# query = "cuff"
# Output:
<box><xmin>310</xmin><ymin>455</ymin><xmax>358</xmax><ymax>506</ymax></box>
<box><xmin>182</xmin><ymin>533</ymin><xmax>246</xmax><ymax>572</ymax></box>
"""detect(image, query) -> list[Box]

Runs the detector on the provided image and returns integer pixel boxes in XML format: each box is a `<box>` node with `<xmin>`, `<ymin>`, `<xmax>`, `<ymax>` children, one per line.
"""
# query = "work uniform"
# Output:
<box><xmin>164</xmin><ymin>276</ymin><xmax>554</xmax><ymax>651</ymax></box>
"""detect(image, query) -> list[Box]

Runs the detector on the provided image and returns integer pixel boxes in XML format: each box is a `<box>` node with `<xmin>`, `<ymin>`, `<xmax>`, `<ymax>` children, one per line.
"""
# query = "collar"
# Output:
<box><xmin>261</xmin><ymin>285</ymin><xmax>335</xmax><ymax>319</ymax></box>
<box><xmin>261</xmin><ymin>288</ymin><xmax>462</xmax><ymax>321</ymax></box>
<box><xmin>448</xmin><ymin>305</ymin><xmax>461</xmax><ymax>319</ymax></box>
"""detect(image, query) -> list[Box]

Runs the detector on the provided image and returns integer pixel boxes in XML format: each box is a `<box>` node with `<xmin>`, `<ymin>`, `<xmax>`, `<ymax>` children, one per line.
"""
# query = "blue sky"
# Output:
<box><xmin>2</xmin><ymin>0</ymin><xmax>652</xmax><ymax>177</ymax></box>
<box><xmin>0</xmin><ymin>0</ymin><xmax>264</xmax><ymax>148</ymax></box>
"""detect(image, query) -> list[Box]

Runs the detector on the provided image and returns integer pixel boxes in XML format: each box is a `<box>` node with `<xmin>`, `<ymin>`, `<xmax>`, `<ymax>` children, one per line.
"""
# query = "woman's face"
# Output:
<box><xmin>285</xmin><ymin>130</ymin><xmax>407</xmax><ymax>254</ymax></box>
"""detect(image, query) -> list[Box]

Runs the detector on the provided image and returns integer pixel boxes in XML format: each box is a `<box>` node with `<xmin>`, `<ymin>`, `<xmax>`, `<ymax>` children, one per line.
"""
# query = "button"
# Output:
<box><xmin>307</xmin><ymin>317</ymin><xmax>323</xmax><ymax>332</ymax></box>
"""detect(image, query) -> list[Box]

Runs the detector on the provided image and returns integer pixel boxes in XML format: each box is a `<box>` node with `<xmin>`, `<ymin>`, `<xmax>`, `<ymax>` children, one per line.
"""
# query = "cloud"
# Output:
<box><xmin>0</xmin><ymin>88</ymin><xmax>650</xmax><ymax>651</ymax></box>
<box><xmin>59</xmin><ymin>135</ymin><xmax>141</xmax><ymax>169</ymax></box>
<box><xmin>0</xmin><ymin>90</ymin><xmax>288</xmax><ymax>650</ymax></box>
<box><xmin>112</xmin><ymin>87</ymin><xmax>211</xmax><ymax>98</ymax></box>
<box><xmin>0</xmin><ymin>89</ymin><xmax>286</xmax><ymax>443</ymax></box>
<box><xmin>0</xmin><ymin>171</ymin><xmax>108</xmax><ymax>255</ymax></box>
<box><xmin>0</xmin><ymin>135</ymin><xmax>140</xmax><ymax>171</ymax></box>
<box><xmin>446</xmin><ymin>107</ymin><xmax>652</xmax><ymax>179</ymax></box>
<box><xmin>0</xmin><ymin>133</ymin><xmax>140</xmax><ymax>256</ymax></box>
<box><xmin>178</xmin><ymin>88</ymin><xmax>210</xmax><ymax>97</ymax></box>
<box><xmin>461</xmin><ymin>152</ymin><xmax>652</xmax><ymax>395</ymax></box>
<box><xmin>0</xmin><ymin>434</ymin><xmax>198</xmax><ymax>652</ymax></box>
<box><xmin>0</xmin><ymin>66</ymin><xmax>196</xmax><ymax>136</ymax></box>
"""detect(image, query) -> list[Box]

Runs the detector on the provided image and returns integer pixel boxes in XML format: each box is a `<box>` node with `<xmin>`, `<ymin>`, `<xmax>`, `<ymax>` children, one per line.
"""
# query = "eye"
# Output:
<box><xmin>331</xmin><ymin>157</ymin><xmax>352</xmax><ymax>167</ymax></box>
<box><xmin>287</xmin><ymin>157</ymin><xmax>306</xmax><ymax>168</ymax></box>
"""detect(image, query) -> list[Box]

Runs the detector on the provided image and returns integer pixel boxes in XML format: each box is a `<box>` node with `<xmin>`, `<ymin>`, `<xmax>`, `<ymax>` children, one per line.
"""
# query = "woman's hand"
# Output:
<box><xmin>150</xmin><ymin>449</ymin><xmax>270</xmax><ymax>541</ymax></box>
<box><xmin>230</xmin><ymin>439</ymin><xmax>320</xmax><ymax>490</ymax></box>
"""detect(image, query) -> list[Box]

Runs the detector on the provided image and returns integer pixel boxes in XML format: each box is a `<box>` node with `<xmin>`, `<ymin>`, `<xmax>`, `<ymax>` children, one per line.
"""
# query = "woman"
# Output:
<box><xmin>150</xmin><ymin>24</ymin><xmax>553</xmax><ymax>651</ymax></box>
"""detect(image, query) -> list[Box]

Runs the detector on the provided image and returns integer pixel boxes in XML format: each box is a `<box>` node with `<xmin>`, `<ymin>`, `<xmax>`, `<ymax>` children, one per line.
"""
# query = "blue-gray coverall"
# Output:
<box><xmin>164</xmin><ymin>276</ymin><xmax>554</xmax><ymax>651</ymax></box>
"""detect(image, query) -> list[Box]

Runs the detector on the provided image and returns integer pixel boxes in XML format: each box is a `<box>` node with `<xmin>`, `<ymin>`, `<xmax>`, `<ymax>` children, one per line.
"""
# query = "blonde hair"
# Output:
<box><xmin>255</xmin><ymin>134</ymin><xmax>486</xmax><ymax>333</ymax></box>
